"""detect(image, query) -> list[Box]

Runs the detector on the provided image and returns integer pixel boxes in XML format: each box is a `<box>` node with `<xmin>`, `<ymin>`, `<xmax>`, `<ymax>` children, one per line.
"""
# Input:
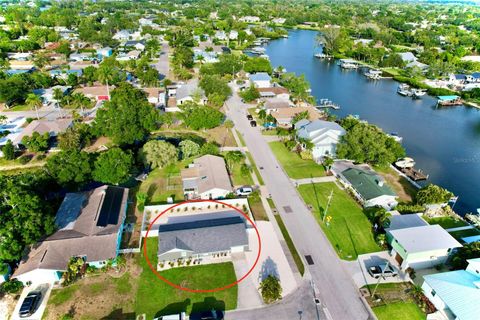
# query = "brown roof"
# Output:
<box><xmin>264</xmin><ymin>98</ymin><xmax>292</xmax><ymax>110</ymax></box>
<box><xmin>13</xmin><ymin>119</ymin><xmax>72</xmax><ymax>145</ymax></box>
<box><xmin>74</xmin><ymin>85</ymin><xmax>111</xmax><ymax>97</ymax></box>
<box><xmin>143</xmin><ymin>87</ymin><xmax>164</xmax><ymax>99</ymax></box>
<box><xmin>181</xmin><ymin>155</ymin><xmax>232</xmax><ymax>194</ymax></box>
<box><xmin>13</xmin><ymin>186</ymin><xmax>128</xmax><ymax>277</ymax></box>
<box><xmin>271</xmin><ymin>106</ymin><xmax>322</xmax><ymax>124</ymax></box>
<box><xmin>257</xmin><ymin>87</ymin><xmax>289</xmax><ymax>95</ymax></box>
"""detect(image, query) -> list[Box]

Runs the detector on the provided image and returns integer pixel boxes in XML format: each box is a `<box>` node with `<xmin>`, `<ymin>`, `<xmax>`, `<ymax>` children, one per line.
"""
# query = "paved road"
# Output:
<box><xmin>154</xmin><ymin>42</ymin><xmax>170</xmax><ymax>80</ymax></box>
<box><xmin>225</xmin><ymin>85</ymin><xmax>374</xmax><ymax>320</ymax></box>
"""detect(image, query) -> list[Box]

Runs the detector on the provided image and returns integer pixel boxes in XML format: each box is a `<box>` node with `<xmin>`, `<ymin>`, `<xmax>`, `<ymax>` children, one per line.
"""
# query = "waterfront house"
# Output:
<box><xmin>257</xmin><ymin>87</ymin><xmax>290</xmax><ymax>100</ymax></box>
<box><xmin>295</xmin><ymin>119</ymin><xmax>346</xmax><ymax>161</ymax></box>
<box><xmin>13</xmin><ymin>186</ymin><xmax>129</xmax><ymax>285</ymax></box>
<box><xmin>12</xmin><ymin>118</ymin><xmax>73</xmax><ymax>147</ymax></box>
<box><xmin>181</xmin><ymin>155</ymin><xmax>233</xmax><ymax>200</ymax></box>
<box><xmin>157</xmin><ymin>214</ymin><xmax>248</xmax><ymax>267</ymax></box>
<box><xmin>422</xmin><ymin>258</ymin><xmax>480</xmax><ymax>320</ymax></box>
<box><xmin>387</xmin><ymin>224</ymin><xmax>462</xmax><ymax>270</ymax></box>
<box><xmin>249</xmin><ymin>73</ymin><xmax>272</xmax><ymax>88</ymax></box>
<box><xmin>332</xmin><ymin>161</ymin><xmax>397</xmax><ymax>209</ymax></box>
<box><xmin>271</xmin><ymin>106</ymin><xmax>321</xmax><ymax>127</ymax></box>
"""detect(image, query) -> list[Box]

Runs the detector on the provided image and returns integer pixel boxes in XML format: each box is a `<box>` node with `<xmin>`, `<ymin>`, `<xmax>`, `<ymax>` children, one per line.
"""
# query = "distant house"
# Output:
<box><xmin>125</xmin><ymin>40</ymin><xmax>146</xmax><ymax>51</ymax></box>
<box><xmin>387</xmin><ymin>223</ymin><xmax>462</xmax><ymax>270</ymax></box>
<box><xmin>74</xmin><ymin>85</ymin><xmax>111</xmax><ymax>101</ymax></box>
<box><xmin>422</xmin><ymin>258</ymin><xmax>480</xmax><ymax>320</ymax></box>
<box><xmin>332</xmin><ymin>161</ymin><xmax>397</xmax><ymax>209</ymax></box>
<box><xmin>97</xmin><ymin>47</ymin><xmax>113</xmax><ymax>58</ymax></box>
<box><xmin>193</xmin><ymin>49</ymin><xmax>218</xmax><ymax>63</ymax></box>
<box><xmin>272</xmin><ymin>18</ymin><xmax>286</xmax><ymax>24</ymax></box>
<box><xmin>295</xmin><ymin>119</ymin><xmax>346</xmax><ymax>160</ymax></box>
<box><xmin>257</xmin><ymin>87</ymin><xmax>290</xmax><ymax>100</ymax></box>
<box><xmin>239</xmin><ymin>16</ymin><xmax>260</xmax><ymax>23</ymax></box>
<box><xmin>229</xmin><ymin>30</ymin><xmax>238</xmax><ymax>40</ymax></box>
<box><xmin>49</xmin><ymin>69</ymin><xmax>83</xmax><ymax>79</ymax></box>
<box><xmin>33</xmin><ymin>85</ymin><xmax>71</xmax><ymax>106</ymax></box>
<box><xmin>214</xmin><ymin>31</ymin><xmax>227</xmax><ymax>41</ymax></box>
<box><xmin>157</xmin><ymin>214</ymin><xmax>248</xmax><ymax>266</ymax></box>
<box><xmin>263</xmin><ymin>98</ymin><xmax>292</xmax><ymax>112</ymax></box>
<box><xmin>142</xmin><ymin>87</ymin><xmax>165</xmax><ymax>105</ymax></box>
<box><xmin>249</xmin><ymin>73</ymin><xmax>272</xmax><ymax>88</ymax></box>
<box><xmin>398</xmin><ymin>52</ymin><xmax>428</xmax><ymax>70</ymax></box>
<box><xmin>0</xmin><ymin>116</ymin><xmax>26</xmax><ymax>147</ymax></box>
<box><xmin>13</xmin><ymin>186</ymin><xmax>129</xmax><ymax>285</ymax></box>
<box><xmin>271</xmin><ymin>106</ymin><xmax>321</xmax><ymax>127</ymax></box>
<box><xmin>12</xmin><ymin>119</ymin><xmax>73</xmax><ymax>147</ymax></box>
<box><xmin>8</xmin><ymin>60</ymin><xmax>35</xmax><ymax>70</ymax></box>
<box><xmin>116</xmin><ymin>50</ymin><xmax>141</xmax><ymax>61</ymax></box>
<box><xmin>181</xmin><ymin>155</ymin><xmax>233</xmax><ymax>200</ymax></box>
<box><xmin>113</xmin><ymin>30</ymin><xmax>131</xmax><ymax>41</ymax></box>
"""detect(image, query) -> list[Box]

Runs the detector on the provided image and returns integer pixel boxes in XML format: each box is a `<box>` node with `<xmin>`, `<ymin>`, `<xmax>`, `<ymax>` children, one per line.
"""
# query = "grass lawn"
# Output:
<box><xmin>376</xmin><ymin>166</ymin><xmax>418</xmax><ymax>203</ymax></box>
<box><xmin>221</xmin><ymin>152</ymin><xmax>254</xmax><ymax>187</ymax></box>
<box><xmin>246</xmin><ymin>151</ymin><xmax>264</xmax><ymax>185</ymax></box>
<box><xmin>135</xmin><ymin>238</ymin><xmax>237</xmax><ymax>318</ymax></box>
<box><xmin>247</xmin><ymin>191</ymin><xmax>268</xmax><ymax>221</ymax></box>
<box><xmin>235</xmin><ymin>129</ymin><xmax>246</xmax><ymax>147</ymax></box>
<box><xmin>298</xmin><ymin>182</ymin><xmax>381</xmax><ymax>260</ymax></box>
<box><xmin>274</xmin><ymin>214</ymin><xmax>305</xmax><ymax>275</ymax></box>
<box><xmin>373</xmin><ymin>302</ymin><xmax>426</xmax><ymax>320</ymax></box>
<box><xmin>425</xmin><ymin>216</ymin><xmax>468</xmax><ymax>229</ymax></box>
<box><xmin>269</xmin><ymin>141</ymin><xmax>325</xmax><ymax>179</ymax></box>
<box><xmin>449</xmin><ymin>228</ymin><xmax>480</xmax><ymax>241</ymax></box>
<box><xmin>139</xmin><ymin>162</ymin><xmax>186</xmax><ymax>205</ymax></box>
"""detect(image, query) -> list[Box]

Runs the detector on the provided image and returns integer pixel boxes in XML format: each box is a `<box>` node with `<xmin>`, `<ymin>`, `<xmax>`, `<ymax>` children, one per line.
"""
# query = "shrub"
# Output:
<box><xmin>18</xmin><ymin>155</ymin><xmax>31</xmax><ymax>165</ymax></box>
<box><xmin>0</xmin><ymin>279</ymin><xmax>24</xmax><ymax>294</ymax></box>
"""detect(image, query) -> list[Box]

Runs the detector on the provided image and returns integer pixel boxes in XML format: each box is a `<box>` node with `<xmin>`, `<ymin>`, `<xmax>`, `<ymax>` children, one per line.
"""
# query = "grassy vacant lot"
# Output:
<box><xmin>135</xmin><ymin>238</ymin><xmax>237</xmax><ymax>318</ymax></box>
<box><xmin>220</xmin><ymin>152</ymin><xmax>254</xmax><ymax>187</ymax></box>
<box><xmin>425</xmin><ymin>216</ymin><xmax>468</xmax><ymax>229</ymax></box>
<box><xmin>269</xmin><ymin>141</ymin><xmax>325</xmax><ymax>179</ymax></box>
<box><xmin>365</xmin><ymin>283</ymin><xmax>426</xmax><ymax>320</ymax></box>
<box><xmin>248</xmin><ymin>191</ymin><xmax>268</xmax><ymax>221</ymax></box>
<box><xmin>274</xmin><ymin>214</ymin><xmax>305</xmax><ymax>275</ymax></box>
<box><xmin>376</xmin><ymin>166</ymin><xmax>418</xmax><ymax>203</ymax></box>
<box><xmin>139</xmin><ymin>162</ymin><xmax>186</xmax><ymax>205</ymax></box>
<box><xmin>298</xmin><ymin>182</ymin><xmax>380</xmax><ymax>260</ymax></box>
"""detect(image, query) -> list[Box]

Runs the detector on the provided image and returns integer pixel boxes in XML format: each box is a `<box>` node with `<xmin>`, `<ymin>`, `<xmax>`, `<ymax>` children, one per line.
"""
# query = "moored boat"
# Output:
<box><xmin>397</xmin><ymin>84</ymin><xmax>412</xmax><ymax>96</ymax></box>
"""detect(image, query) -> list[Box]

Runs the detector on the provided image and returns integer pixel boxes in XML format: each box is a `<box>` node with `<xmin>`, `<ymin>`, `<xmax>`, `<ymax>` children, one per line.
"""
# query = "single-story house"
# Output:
<box><xmin>33</xmin><ymin>85</ymin><xmax>71</xmax><ymax>106</ymax></box>
<box><xmin>193</xmin><ymin>49</ymin><xmax>218</xmax><ymax>63</ymax></box>
<box><xmin>271</xmin><ymin>106</ymin><xmax>321</xmax><ymax>127</ymax></box>
<box><xmin>0</xmin><ymin>116</ymin><xmax>26</xmax><ymax>147</ymax></box>
<box><xmin>239</xmin><ymin>16</ymin><xmax>260</xmax><ymax>23</ymax></box>
<box><xmin>69</xmin><ymin>60</ymin><xmax>99</xmax><ymax>69</ymax></box>
<box><xmin>116</xmin><ymin>50</ymin><xmax>141</xmax><ymax>61</ymax></box>
<box><xmin>387</xmin><ymin>224</ymin><xmax>462</xmax><ymax>270</ymax></box>
<box><xmin>69</xmin><ymin>52</ymin><xmax>94</xmax><ymax>62</ymax></box>
<box><xmin>158</xmin><ymin>215</ymin><xmax>248</xmax><ymax>264</ymax></box>
<box><xmin>249</xmin><ymin>73</ymin><xmax>272</xmax><ymax>88</ymax></box>
<box><xmin>124</xmin><ymin>40</ymin><xmax>146</xmax><ymax>51</ymax></box>
<box><xmin>332</xmin><ymin>161</ymin><xmax>397</xmax><ymax>209</ymax></box>
<box><xmin>176</xmin><ymin>80</ymin><xmax>207</xmax><ymax>106</ymax></box>
<box><xmin>422</xmin><ymin>258</ymin><xmax>480</xmax><ymax>320</ymax></box>
<box><xmin>113</xmin><ymin>30</ymin><xmax>132</xmax><ymax>41</ymax></box>
<box><xmin>74</xmin><ymin>85</ymin><xmax>111</xmax><ymax>101</ymax></box>
<box><xmin>49</xmin><ymin>69</ymin><xmax>83</xmax><ymax>79</ymax></box>
<box><xmin>143</xmin><ymin>87</ymin><xmax>165</xmax><ymax>105</ymax></box>
<box><xmin>13</xmin><ymin>186</ymin><xmax>129</xmax><ymax>285</ymax></box>
<box><xmin>181</xmin><ymin>155</ymin><xmax>233</xmax><ymax>200</ymax></box>
<box><xmin>12</xmin><ymin>118</ymin><xmax>73</xmax><ymax>146</ymax></box>
<box><xmin>257</xmin><ymin>87</ymin><xmax>290</xmax><ymax>100</ymax></box>
<box><xmin>263</xmin><ymin>98</ymin><xmax>293</xmax><ymax>112</ymax></box>
<box><xmin>295</xmin><ymin>119</ymin><xmax>346</xmax><ymax>160</ymax></box>
<box><xmin>8</xmin><ymin>60</ymin><xmax>35</xmax><ymax>70</ymax></box>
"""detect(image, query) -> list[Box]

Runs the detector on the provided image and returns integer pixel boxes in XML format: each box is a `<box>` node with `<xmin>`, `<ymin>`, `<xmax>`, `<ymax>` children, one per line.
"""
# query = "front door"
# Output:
<box><xmin>395</xmin><ymin>253</ymin><xmax>404</xmax><ymax>265</ymax></box>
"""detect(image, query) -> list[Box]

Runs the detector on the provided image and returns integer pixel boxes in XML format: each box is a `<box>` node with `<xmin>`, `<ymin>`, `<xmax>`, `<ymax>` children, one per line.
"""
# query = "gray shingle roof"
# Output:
<box><xmin>158</xmin><ymin>216</ymin><xmax>248</xmax><ymax>256</ymax></box>
<box><xmin>385</xmin><ymin>214</ymin><xmax>428</xmax><ymax>232</ymax></box>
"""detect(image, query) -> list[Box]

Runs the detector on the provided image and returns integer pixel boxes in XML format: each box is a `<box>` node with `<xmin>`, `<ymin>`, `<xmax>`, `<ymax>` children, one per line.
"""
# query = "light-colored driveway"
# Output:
<box><xmin>343</xmin><ymin>251</ymin><xmax>410</xmax><ymax>288</ymax></box>
<box><xmin>232</xmin><ymin>252</ymin><xmax>263</xmax><ymax>309</ymax></box>
<box><xmin>12</xmin><ymin>283</ymin><xmax>52</xmax><ymax>320</ymax></box>
<box><xmin>154</xmin><ymin>42</ymin><xmax>170</xmax><ymax>80</ymax></box>
<box><xmin>225</xmin><ymin>84</ymin><xmax>373</xmax><ymax>320</ymax></box>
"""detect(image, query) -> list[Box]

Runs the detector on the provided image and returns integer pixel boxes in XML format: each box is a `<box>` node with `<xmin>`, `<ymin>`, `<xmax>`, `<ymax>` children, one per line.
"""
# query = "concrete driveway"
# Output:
<box><xmin>343</xmin><ymin>251</ymin><xmax>410</xmax><ymax>288</ymax></box>
<box><xmin>11</xmin><ymin>283</ymin><xmax>52</xmax><ymax>320</ymax></box>
<box><xmin>232</xmin><ymin>252</ymin><xmax>263</xmax><ymax>309</ymax></box>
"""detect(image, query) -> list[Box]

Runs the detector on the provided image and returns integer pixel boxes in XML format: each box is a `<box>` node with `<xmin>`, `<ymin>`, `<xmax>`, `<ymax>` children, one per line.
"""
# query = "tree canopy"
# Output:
<box><xmin>180</xmin><ymin>102</ymin><xmax>224</xmax><ymax>130</ymax></box>
<box><xmin>46</xmin><ymin>150</ymin><xmax>92</xmax><ymax>188</ymax></box>
<box><xmin>93</xmin><ymin>148</ymin><xmax>133</xmax><ymax>185</ymax></box>
<box><xmin>140</xmin><ymin>140</ymin><xmax>178</xmax><ymax>169</ymax></box>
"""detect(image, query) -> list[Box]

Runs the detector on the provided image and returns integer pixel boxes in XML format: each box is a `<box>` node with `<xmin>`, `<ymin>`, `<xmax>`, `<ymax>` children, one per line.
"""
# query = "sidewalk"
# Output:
<box><xmin>293</xmin><ymin>176</ymin><xmax>336</xmax><ymax>185</ymax></box>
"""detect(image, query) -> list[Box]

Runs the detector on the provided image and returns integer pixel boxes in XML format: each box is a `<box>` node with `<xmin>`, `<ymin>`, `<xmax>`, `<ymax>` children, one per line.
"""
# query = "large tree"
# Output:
<box><xmin>93</xmin><ymin>148</ymin><xmax>133</xmax><ymax>185</ymax></box>
<box><xmin>180</xmin><ymin>102</ymin><xmax>224</xmax><ymax>130</ymax></box>
<box><xmin>179</xmin><ymin>140</ymin><xmax>200</xmax><ymax>159</ymax></box>
<box><xmin>94</xmin><ymin>83</ymin><xmax>159</xmax><ymax>145</ymax></box>
<box><xmin>415</xmin><ymin>184</ymin><xmax>453</xmax><ymax>205</ymax></box>
<box><xmin>140</xmin><ymin>140</ymin><xmax>178</xmax><ymax>169</ymax></box>
<box><xmin>21</xmin><ymin>132</ymin><xmax>49</xmax><ymax>152</ymax></box>
<box><xmin>45</xmin><ymin>150</ymin><xmax>92</xmax><ymax>187</ymax></box>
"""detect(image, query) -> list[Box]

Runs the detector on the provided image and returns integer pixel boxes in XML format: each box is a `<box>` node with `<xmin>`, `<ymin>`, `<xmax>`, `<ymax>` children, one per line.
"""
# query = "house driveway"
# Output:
<box><xmin>11</xmin><ymin>283</ymin><xmax>52</xmax><ymax>320</ymax></box>
<box><xmin>244</xmin><ymin>221</ymin><xmax>298</xmax><ymax>299</ymax></box>
<box><xmin>231</xmin><ymin>252</ymin><xmax>263</xmax><ymax>309</ymax></box>
<box><xmin>343</xmin><ymin>251</ymin><xmax>410</xmax><ymax>288</ymax></box>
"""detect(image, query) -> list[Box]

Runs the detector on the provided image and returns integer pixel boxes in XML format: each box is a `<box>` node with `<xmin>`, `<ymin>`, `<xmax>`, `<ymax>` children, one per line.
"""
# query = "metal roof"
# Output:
<box><xmin>341</xmin><ymin>167</ymin><xmax>396</xmax><ymax>200</ymax></box>
<box><xmin>389</xmin><ymin>225</ymin><xmax>462</xmax><ymax>253</ymax></box>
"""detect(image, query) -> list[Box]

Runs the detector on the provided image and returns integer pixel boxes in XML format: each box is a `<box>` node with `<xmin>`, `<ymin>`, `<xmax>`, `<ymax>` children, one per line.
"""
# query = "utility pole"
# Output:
<box><xmin>322</xmin><ymin>189</ymin><xmax>334</xmax><ymax>222</ymax></box>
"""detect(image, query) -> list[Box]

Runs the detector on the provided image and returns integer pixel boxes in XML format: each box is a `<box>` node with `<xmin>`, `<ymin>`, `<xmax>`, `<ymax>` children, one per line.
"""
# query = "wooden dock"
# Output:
<box><xmin>398</xmin><ymin>167</ymin><xmax>429</xmax><ymax>181</ymax></box>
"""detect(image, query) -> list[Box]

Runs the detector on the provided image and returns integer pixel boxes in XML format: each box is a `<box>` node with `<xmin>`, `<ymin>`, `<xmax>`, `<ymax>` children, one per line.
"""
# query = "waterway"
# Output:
<box><xmin>265</xmin><ymin>29</ymin><xmax>480</xmax><ymax>215</ymax></box>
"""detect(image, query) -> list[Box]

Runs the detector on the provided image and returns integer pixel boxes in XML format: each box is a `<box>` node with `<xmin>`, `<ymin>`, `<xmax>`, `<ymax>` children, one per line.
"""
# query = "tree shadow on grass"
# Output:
<box><xmin>154</xmin><ymin>299</ymin><xmax>190</xmax><ymax>319</ymax></box>
<box><xmin>100</xmin><ymin>308</ymin><xmax>136</xmax><ymax>320</ymax></box>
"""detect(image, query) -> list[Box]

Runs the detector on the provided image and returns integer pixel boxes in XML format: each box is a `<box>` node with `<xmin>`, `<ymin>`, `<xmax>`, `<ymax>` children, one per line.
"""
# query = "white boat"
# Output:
<box><xmin>341</xmin><ymin>62</ymin><xmax>358</xmax><ymax>69</ymax></box>
<box><xmin>395</xmin><ymin>157</ymin><xmax>415</xmax><ymax>168</ymax></box>
<box><xmin>397</xmin><ymin>84</ymin><xmax>412</xmax><ymax>96</ymax></box>
<box><xmin>388</xmin><ymin>132</ymin><xmax>403</xmax><ymax>143</ymax></box>
<box><xmin>250</xmin><ymin>47</ymin><xmax>266</xmax><ymax>54</ymax></box>
<box><xmin>259</xmin><ymin>54</ymin><xmax>269</xmax><ymax>60</ymax></box>
<box><xmin>411</xmin><ymin>88</ymin><xmax>427</xmax><ymax>98</ymax></box>
<box><xmin>364</xmin><ymin>70</ymin><xmax>382</xmax><ymax>80</ymax></box>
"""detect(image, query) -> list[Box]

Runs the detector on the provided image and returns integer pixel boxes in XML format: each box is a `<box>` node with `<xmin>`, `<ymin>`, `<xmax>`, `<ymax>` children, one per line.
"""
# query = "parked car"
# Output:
<box><xmin>246</xmin><ymin>114</ymin><xmax>253</xmax><ymax>120</ymax></box>
<box><xmin>250</xmin><ymin>120</ymin><xmax>257</xmax><ymax>127</ymax></box>
<box><xmin>153</xmin><ymin>312</ymin><xmax>186</xmax><ymax>320</ymax></box>
<box><xmin>190</xmin><ymin>309</ymin><xmax>224</xmax><ymax>320</ymax></box>
<box><xmin>367</xmin><ymin>264</ymin><xmax>398</xmax><ymax>279</ymax></box>
<box><xmin>236</xmin><ymin>187</ymin><xmax>253</xmax><ymax>197</ymax></box>
<box><xmin>19</xmin><ymin>291</ymin><xmax>42</xmax><ymax>318</ymax></box>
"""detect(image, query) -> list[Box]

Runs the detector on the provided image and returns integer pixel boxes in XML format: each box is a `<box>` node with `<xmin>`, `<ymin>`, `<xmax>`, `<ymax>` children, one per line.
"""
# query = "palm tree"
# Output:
<box><xmin>25</xmin><ymin>93</ymin><xmax>42</xmax><ymax>120</ymax></box>
<box><xmin>97</xmin><ymin>64</ymin><xmax>115</xmax><ymax>99</ymax></box>
<box><xmin>71</xmin><ymin>93</ymin><xmax>91</xmax><ymax>116</ymax></box>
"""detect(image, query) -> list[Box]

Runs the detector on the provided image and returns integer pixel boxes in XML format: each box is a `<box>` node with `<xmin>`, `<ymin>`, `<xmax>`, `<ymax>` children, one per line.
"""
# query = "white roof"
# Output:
<box><xmin>389</xmin><ymin>225</ymin><xmax>462</xmax><ymax>253</ymax></box>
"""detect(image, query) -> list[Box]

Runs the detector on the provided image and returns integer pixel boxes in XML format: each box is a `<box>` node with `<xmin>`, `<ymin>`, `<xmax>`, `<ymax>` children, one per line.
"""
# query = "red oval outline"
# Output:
<box><xmin>143</xmin><ymin>199</ymin><xmax>262</xmax><ymax>293</ymax></box>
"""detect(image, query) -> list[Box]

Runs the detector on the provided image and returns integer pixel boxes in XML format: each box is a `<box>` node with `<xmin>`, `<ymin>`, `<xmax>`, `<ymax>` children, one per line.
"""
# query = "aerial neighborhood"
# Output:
<box><xmin>1</xmin><ymin>1</ymin><xmax>480</xmax><ymax>320</ymax></box>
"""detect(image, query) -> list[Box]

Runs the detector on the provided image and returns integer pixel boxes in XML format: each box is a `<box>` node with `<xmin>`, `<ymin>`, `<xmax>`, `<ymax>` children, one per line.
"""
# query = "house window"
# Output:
<box><xmin>181</xmin><ymin>252</ymin><xmax>186</xmax><ymax>257</ymax></box>
<box><xmin>431</xmin><ymin>289</ymin><xmax>436</xmax><ymax>297</ymax></box>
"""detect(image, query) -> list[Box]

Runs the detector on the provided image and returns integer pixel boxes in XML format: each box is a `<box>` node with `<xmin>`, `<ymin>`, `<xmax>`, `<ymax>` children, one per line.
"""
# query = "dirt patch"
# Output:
<box><xmin>206</xmin><ymin>126</ymin><xmax>236</xmax><ymax>147</ymax></box>
<box><xmin>378</xmin><ymin>168</ymin><xmax>418</xmax><ymax>203</ymax></box>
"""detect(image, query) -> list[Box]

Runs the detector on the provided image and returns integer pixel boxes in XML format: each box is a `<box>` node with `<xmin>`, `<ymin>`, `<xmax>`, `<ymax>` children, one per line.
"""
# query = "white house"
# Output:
<box><xmin>181</xmin><ymin>155</ymin><xmax>233</xmax><ymax>200</ymax></box>
<box><xmin>229</xmin><ymin>30</ymin><xmax>238</xmax><ymax>40</ymax></box>
<box><xmin>387</xmin><ymin>224</ymin><xmax>462</xmax><ymax>270</ymax></box>
<box><xmin>113</xmin><ymin>30</ymin><xmax>131</xmax><ymax>41</ymax></box>
<box><xmin>295</xmin><ymin>119</ymin><xmax>346</xmax><ymax>160</ymax></box>
<box><xmin>239</xmin><ymin>16</ymin><xmax>260</xmax><ymax>23</ymax></box>
<box><xmin>214</xmin><ymin>31</ymin><xmax>227</xmax><ymax>41</ymax></box>
<box><xmin>125</xmin><ymin>40</ymin><xmax>146</xmax><ymax>51</ymax></box>
<box><xmin>249</xmin><ymin>73</ymin><xmax>272</xmax><ymax>88</ymax></box>
<box><xmin>422</xmin><ymin>258</ymin><xmax>480</xmax><ymax>320</ymax></box>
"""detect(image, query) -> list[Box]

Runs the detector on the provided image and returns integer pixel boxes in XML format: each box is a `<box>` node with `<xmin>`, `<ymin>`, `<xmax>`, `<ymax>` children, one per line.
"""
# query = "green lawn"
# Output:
<box><xmin>274</xmin><ymin>214</ymin><xmax>305</xmax><ymax>275</ymax></box>
<box><xmin>373</xmin><ymin>302</ymin><xmax>426</xmax><ymax>320</ymax></box>
<box><xmin>247</xmin><ymin>191</ymin><xmax>268</xmax><ymax>221</ymax></box>
<box><xmin>246</xmin><ymin>151</ymin><xmax>264</xmax><ymax>185</ymax></box>
<box><xmin>135</xmin><ymin>238</ymin><xmax>238</xmax><ymax>318</ymax></box>
<box><xmin>139</xmin><ymin>161</ymin><xmax>187</xmax><ymax>205</ymax></box>
<box><xmin>449</xmin><ymin>228</ymin><xmax>480</xmax><ymax>241</ymax></box>
<box><xmin>298</xmin><ymin>182</ymin><xmax>381</xmax><ymax>260</ymax></box>
<box><xmin>269</xmin><ymin>141</ymin><xmax>325</xmax><ymax>179</ymax></box>
<box><xmin>221</xmin><ymin>153</ymin><xmax>254</xmax><ymax>187</ymax></box>
<box><xmin>235</xmin><ymin>129</ymin><xmax>246</xmax><ymax>147</ymax></box>
<box><xmin>425</xmin><ymin>216</ymin><xmax>468</xmax><ymax>229</ymax></box>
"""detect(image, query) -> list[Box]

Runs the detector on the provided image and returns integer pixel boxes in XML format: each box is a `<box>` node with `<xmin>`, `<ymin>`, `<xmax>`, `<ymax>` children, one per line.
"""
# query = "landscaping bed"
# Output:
<box><xmin>269</xmin><ymin>141</ymin><xmax>325</xmax><ymax>179</ymax></box>
<box><xmin>274</xmin><ymin>214</ymin><xmax>305</xmax><ymax>275</ymax></box>
<box><xmin>298</xmin><ymin>182</ymin><xmax>380</xmax><ymax>260</ymax></box>
<box><xmin>247</xmin><ymin>191</ymin><xmax>268</xmax><ymax>221</ymax></box>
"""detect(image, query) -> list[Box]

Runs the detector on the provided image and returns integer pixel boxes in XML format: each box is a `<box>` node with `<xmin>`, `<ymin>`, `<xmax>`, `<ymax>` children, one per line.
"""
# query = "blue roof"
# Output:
<box><xmin>462</xmin><ymin>235</ymin><xmax>480</xmax><ymax>244</ymax></box>
<box><xmin>6</xmin><ymin>69</ymin><xmax>33</xmax><ymax>75</ymax></box>
<box><xmin>249</xmin><ymin>72</ymin><xmax>271</xmax><ymax>82</ymax></box>
<box><xmin>438</xmin><ymin>95</ymin><xmax>460</xmax><ymax>101</ymax></box>
<box><xmin>424</xmin><ymin>270</ymin><xmax>480</xmax><ymax>320</ymax></box>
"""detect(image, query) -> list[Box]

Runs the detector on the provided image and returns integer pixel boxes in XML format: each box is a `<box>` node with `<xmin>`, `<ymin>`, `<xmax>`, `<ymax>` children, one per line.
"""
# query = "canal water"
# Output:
<box><xmin>265</xmin><ymin>29</ymin><xmax>480</xmax><ymax>215</ymax></box>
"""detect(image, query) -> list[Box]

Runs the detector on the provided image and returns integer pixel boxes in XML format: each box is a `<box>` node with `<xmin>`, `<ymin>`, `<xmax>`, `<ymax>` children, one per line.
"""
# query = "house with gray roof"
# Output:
<box><xmin>157</xmin><ymin>215</ymin><xmax>248</xmax><ymax>266</ymax></box>
<box><xmin>387</xmin><ymin>224</ymin><xmax>462</xmax><ymax>270</ymax></box>
<box><xmin>332</xmin><ymin>161</ymin><xmax>397</xmax><ymax>209</ymax></box>
<box><xmin>295</xmin><ymin>119</ymin><xmax>346</xmax><ymax>162</ymax></box>
<box><xmin>13</xmin><ymin>185</ymin><xmax>129</xmax><ymax>285</ymax></box>
<box><xmin>181</xmin><ymin>155</ymin><xmax>233</xmax><ymax>200</ymax></box>
<box><xmin>422</xmin><ymin>258</ymin><xmax>480</xmax><ymax>320</ymax></box>
<box><xmin>176</xmin><ymin>80</ymin><xmax>207</xmax><ymax>106</ymax></box>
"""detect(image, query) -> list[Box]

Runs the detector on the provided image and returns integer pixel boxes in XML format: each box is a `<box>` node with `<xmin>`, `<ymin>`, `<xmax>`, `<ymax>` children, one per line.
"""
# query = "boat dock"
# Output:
<box><xmin>316</xmin><ymin>98</ymin><xmax>340</xmax><ymax>110</ymax></box>
<box><xmin>436</xmin><ymin>95</ymin><xmax>463</xmax><ymax>107</ymax></box>
<box><xmin>314</xmin><ymin>53</ymin><xmax>333</xmax><ymax>60</ymax></box>
<box><xmin>398</xmin><ymin>167</ymin><xmax>428</xmax><ymax>181</ymax></box>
